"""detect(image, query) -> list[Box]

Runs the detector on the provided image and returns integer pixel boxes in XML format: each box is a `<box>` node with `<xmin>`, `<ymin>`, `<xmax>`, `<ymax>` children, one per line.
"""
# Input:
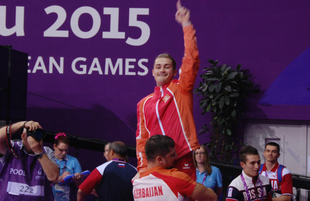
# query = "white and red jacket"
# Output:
<box><xmin>136</xmin><ymin>25</ymin><xmax>200</xmax><ymax>172</ymax></box>
<box><xmin>259</xmin><ymin>162</ymin><xmax>293</xmax><ymax>196</ymax></box>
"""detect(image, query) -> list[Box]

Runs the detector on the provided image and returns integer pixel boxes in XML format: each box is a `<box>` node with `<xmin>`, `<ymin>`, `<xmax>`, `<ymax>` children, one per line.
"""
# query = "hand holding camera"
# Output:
<box><xmin>24</xmin><ymin>121</ymin><xmax>46</xmax><ymax>154</ymax></box>
<box><xmin>24</xmin><ymin>121</ymin><xmax>45</xmax><ymax>141</ymax></box>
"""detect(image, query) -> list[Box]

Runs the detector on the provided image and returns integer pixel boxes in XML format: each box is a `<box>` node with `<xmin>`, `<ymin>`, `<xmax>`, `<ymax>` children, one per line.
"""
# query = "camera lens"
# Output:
<box><xmin>34</xmin><ymin>129</ymin><xmax>44</xmax><ymax>140</ymax></box>
<box><xmin>27</xmin><ymin>129</ymin><xmax>45</xmax><ymax>141</ymax></box>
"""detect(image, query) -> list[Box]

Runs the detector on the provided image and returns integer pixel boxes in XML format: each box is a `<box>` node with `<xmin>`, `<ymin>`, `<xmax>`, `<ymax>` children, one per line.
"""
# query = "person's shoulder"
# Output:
<box><xmin>43</xmin><ymin>146</ymin><xmax>53</xmax><ymax>153</ymax></box>
<box><xmin>96</xmin><ymin>160</ymin><xmax>113</xmax><ymax>173</ymax></box>
<box><xmin>279</xmin><ymin>164</ymin><xmax>292</xmax><ymax>176</ymax></box>
<box><xmin>211</xmin><ymin>165</ymin><xmax>220</xmax><ymax>171</ymax></box>
<box><xmin>259</xmin><ymin>174</ymin><xmax>270</xmax><ymax>183</ymax></box>
<box><xmin>126</xmin><ymin>162</ymin><xmax>138</xmax><ymax>171</ymax></box>
<box><xmin>168</xmin><ymin>168</ymin><xmax>194</xmax><ymax>181</ymax></box>
<box><xmin>142</xmin><ymin>167</ymin><xmax>183</xmax><ymax>178</ymax></box>
<box><xmin>138</xmin><ymin>93</ymin><xmax>154</xmax><ymax>103</ymax></box>
<box><xmin>66</xmin><ymin>154</ymin><xmax>75</xmax><ymax>159</ymax></box>
<box><xmin>228</xmin><ymin>175</ymin><xmax>242</xmax><ymax>189</ymax></box>
<box><xmin>66</xmin><ymin>154</ymin><xmax>80</xmax><ymax>163</ymax></box>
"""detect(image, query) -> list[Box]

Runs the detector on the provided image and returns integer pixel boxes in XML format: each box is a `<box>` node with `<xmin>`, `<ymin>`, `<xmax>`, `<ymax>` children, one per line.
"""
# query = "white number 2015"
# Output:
<box><xmin>43</xmin><ymin>6</ymin><xmax>150</xmax><ymax>46</ymax></box>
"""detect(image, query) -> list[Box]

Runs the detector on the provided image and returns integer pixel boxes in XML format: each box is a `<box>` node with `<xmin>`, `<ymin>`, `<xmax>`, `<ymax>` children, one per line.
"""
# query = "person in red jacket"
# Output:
<box><xmin>259</xmin><ymin>142</ymin><xmax>293</xmax><ymax>201</ymax></box>
<box><xmin>136</xmin><ymin>0</ymin><xmax>200</xmax><ymax>180</ymax></box>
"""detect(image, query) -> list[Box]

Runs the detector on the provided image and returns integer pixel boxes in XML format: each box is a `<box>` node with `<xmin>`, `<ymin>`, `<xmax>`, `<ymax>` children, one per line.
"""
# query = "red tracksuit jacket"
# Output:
<box><xmin>136</xmin><ymin>25</ymin><xmax>200</xmax><ymax>172</ymax></box>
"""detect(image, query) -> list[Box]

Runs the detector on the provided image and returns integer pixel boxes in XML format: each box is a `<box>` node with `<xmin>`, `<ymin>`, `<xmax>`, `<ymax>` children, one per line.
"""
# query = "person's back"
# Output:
<box><xmin>77</xmin><ymin>141</ymin><xmax>137</xmax><ymax>201</ymax></box>
<box><xmin>133</xmin><ymin>134</ymin><xmax>217</xmax><ymax>201</ymax></box>
<box><xmin>133</xmin><ymin>166</ymin><xmax>196</xmax><ymax>201</ymax></box>
<box><xmin>95</xmin><ymin>159</ymin><xmax>137</xmax><ymax>201</ymax></box>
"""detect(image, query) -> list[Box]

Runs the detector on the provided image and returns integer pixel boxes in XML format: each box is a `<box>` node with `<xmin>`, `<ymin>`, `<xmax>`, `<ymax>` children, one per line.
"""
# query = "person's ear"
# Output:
<box><xmin>21</xmin><ymin>132</ymin><xmax>26</xmax><ymax>140</ymax></box>
<box><xmin>109</xmin><ymin>149</ymin><xmax>114</xmax><ymax>156</ymax></box>
<box><xmin>240</xmin><ymin>161</ymin><xmax>245</xmax><ymax>169</ymax></box>
<box><xmin>156</xmin><ymin>156</ymin><xmax>163</xmax><ymax>164</ymax></box>
<box><xmin>173</xmin><ymin>69</ymin><xmax>177</xmax><ymax>76</ymax></box>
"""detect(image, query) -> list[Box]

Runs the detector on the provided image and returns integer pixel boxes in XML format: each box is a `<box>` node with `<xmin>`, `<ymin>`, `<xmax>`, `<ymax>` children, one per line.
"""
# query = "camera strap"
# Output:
<box><xmin>6</xmin><ymin>125</ymin><xmax>19</xmax><ymax>159</ymax></box>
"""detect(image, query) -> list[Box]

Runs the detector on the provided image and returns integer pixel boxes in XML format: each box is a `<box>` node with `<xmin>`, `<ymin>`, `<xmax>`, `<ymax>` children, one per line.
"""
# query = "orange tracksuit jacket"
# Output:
<box><xmin>136</xmin><ymin>25</ymin><xmax>200</xmax><ymax>172</ymax></box>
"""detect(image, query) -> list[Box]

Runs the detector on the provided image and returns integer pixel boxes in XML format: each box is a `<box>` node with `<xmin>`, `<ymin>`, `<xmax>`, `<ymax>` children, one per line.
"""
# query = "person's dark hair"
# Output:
<box><xmin>109</xmin><ymin>141</ymin><xmax>128</xmax><ymax>158</ymax></box>
<box><xmin>54</xmin><ymin>132</ymin><xmax>70</xmax><ymax>146</ymax></box>
<box><xmin>265</xmin><ymin>142</ymin><xmax>280</xmax><ymax>153</ymax></box>
<box><xmin>239</xmin><ymin>145</ymin><xmax>259</xmax><ymax>163</ymax></box>
<box><xmin>145</xmin><ymin>135</ymin><xmax>175</xmax><ymax>162</ymax></box>
<box><xmin>154</xmin><ymin>53</ymin><xmax>177</xmax><ymax>71</ymax></box>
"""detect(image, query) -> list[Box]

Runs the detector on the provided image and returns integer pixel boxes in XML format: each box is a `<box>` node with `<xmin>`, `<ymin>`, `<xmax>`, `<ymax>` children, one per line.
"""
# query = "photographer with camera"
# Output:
<box><xmin>0</xmin><ymin>120</ymin><xmax>59</xmax><ymax>201</ymax></box>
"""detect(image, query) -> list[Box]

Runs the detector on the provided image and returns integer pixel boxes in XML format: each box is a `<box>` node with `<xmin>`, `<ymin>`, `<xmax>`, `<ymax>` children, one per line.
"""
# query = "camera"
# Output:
<box><xmin>27</xmin><ymin>129</ymin><xmax>46</xmax><ymax>141</ymax></box>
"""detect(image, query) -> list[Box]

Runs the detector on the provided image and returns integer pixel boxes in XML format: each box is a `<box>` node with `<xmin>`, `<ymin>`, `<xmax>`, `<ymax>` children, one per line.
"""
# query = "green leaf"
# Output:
<box><xmin>227</xmin><ymin>72</ymin><xmax>238</xmax><ymax>79</ymax></box>
<box><xmin>216</xmin><ymin>82</ymin><xmax>222</xmax><ymax>93</ymax></box>
<box><xmin>200</xmin><ymin>99</ymin><xmax>207</xmax><ymax>108</ymax></box>
<box><xmin>224</xmin><ymin>66</ymin><xmax>231</xmax><ymax>74</ymax></box>
<box><xmin>227</xmin><ymin>129</ymin><xmax>232</xmax><ymax>135</ymax></box>
<box><xmin>213</xmin><ymin>94</ymin><xmax>222</xmax><ymax>102</ymax></box>
<box><xmin>207</xmin><ymin>78</ymin><xmax>220</xmax><ymax>81</ymax></box>
<box><xmin>219</xmin><ymin>96</ymin><xmax>225</xmax><ymax>109</ymax></box>
<box><xmin>220</xmin><ymin>64</ymin><xmax>227</xmax><ymax>71</ymax></box>
<box><xmin>225</xmin><ymin>96</ymin><xmax>230</xmax><ymax>105</ymax></box>
<box><xmin>206</xmin><ymin>104</ymin><xmax>211</xmax><ymax>112</ymax></box>
<box><xmin>237</xmin><ymin>64</ymin><xmax>241</xmax><ymax>71</ymax></box>
<box><xmin>229</xmin><ymin>93</ymin><xmax>239</xmax><ymax>97</ymax></box>
<box><xmin>209</xmin><ymin>85</ymin><xmax>217</xmax><ymax>92</ymax></box>
<box><xmin>224</xmin><ymin>85</ymin><xmax>232</xmax><ymax>92</ymax></box>
<box><xmin>202</xmin><ymin>84</ymin><xmax>208</xmax><ymax>92</ymax></box>
<box><xmin>231</xmin><ymin>109</ymin><xmax>236</xmax><ymax>117</ymax></box>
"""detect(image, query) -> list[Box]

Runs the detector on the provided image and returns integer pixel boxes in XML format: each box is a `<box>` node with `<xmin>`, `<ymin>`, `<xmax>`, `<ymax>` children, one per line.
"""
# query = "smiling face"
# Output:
<box><xmin>263</xmin><ymin>145</ymin><xmax>280</xmax><ymax>164</ymax></box>
<box><xmin>152</xmin><ymin>58</ymin><xmax>177</xmax><ymax>87</ymax></box>
<box><xmin>240</xmin><ymin>154</ymin><xmax>261</xmax><ymax>178</ymax></box>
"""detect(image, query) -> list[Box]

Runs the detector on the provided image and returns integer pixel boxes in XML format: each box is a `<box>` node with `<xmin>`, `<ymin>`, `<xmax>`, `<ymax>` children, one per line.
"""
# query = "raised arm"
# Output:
<box><xmin>25</xmin><ymin>123</ymin><xmax>59</xmax><ymax>182</ymax></box>
<box><xmin>30</xmin><ymin>140</ymin><xmax>59</xmax><ymax>182</ymax></box>
<box><xmin>0</xmin><ymin>121</ymin><xmax>40</xmax><ymax>155</ymax></box>
<box><xmin>176</xmin><ymin>0</ymin><xmax>200</xmax><ymax>91</ymax></box>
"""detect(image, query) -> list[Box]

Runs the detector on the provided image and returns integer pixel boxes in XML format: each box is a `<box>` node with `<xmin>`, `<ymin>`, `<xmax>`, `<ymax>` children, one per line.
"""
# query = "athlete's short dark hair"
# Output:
<box><xmin>239</xmin><ymin>145</ymin><xmax>259</xmax><ymax>163</ymax></box>
<box><xmin>145</xmin><ymin>135</ymin><xmax>175</xmax><ymax>162</ymax></box>
<box><xmin>265</xmin><ymin>142</ymin><xmax>280</xmax><ymax>153</ymax></box>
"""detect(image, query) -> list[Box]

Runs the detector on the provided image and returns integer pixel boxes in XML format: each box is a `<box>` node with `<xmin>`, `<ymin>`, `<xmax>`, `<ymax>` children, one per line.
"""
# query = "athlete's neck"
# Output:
<box><xmin>252</xmin><ymin>175</ymin><xmax>258</xmax><ymax>184</ymax></box>
<box><xmin>265</xmin><ymin>161</ymin><xmax>277</xmax><ymax>171</ymax></box>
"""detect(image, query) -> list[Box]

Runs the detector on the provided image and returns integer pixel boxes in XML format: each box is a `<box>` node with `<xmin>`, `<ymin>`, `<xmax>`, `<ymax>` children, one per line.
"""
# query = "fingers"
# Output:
<box><xmin>176</xmin><ymin>0</ymin><xmax>182</xmax><ymax>10</ymax></box>
<box><xmin>74</xmin><ymin>172</ymin><xmax>82</xmax><ymax>180</ymax></box>
<box><xmin>24</xmin><ymin>121</ymin><xmax>42</xmax><ymax>131</ymax></box>
<box><xmin>175</xmin><ymin>6</ymin><xmax>191</xmax><ymax>26</ymax></box>
<box><xmin>63</xmin><ymin>171</ymin><xmax>70</xmax><ymax>177</ymax></box>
